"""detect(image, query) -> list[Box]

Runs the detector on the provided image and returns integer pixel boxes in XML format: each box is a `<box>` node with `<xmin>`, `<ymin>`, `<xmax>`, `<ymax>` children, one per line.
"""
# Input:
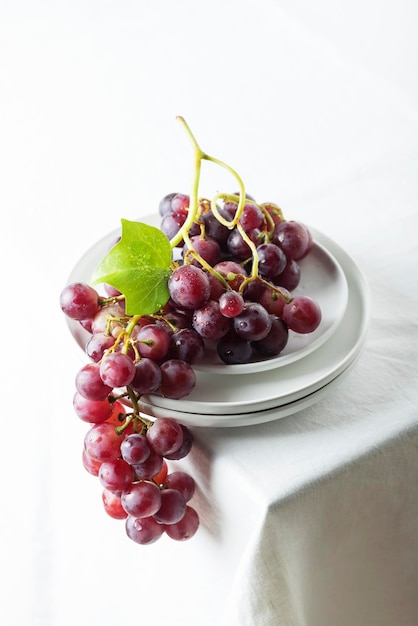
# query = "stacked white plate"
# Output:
<box><xmin>67</xmin><ymin>216</ymin><xmax>370</xmax><ymax>427</ymax></box>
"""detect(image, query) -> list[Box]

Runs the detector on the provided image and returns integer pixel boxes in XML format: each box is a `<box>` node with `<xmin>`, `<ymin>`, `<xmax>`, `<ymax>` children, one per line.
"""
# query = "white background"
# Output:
<box><xmin>1</xmin><ymin>1</ymin><xmax>417</xmax><ymax>625</ymax></box>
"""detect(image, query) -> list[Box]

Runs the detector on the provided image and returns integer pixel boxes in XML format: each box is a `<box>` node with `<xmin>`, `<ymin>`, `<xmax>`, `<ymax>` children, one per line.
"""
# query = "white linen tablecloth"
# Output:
<box><xmin>1</xmin><ymin>1</ymin><xmax>417</xmax><ymax>624</ymax></box>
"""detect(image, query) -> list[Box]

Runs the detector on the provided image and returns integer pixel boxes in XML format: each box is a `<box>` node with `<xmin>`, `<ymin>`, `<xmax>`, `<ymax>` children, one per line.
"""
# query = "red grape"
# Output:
<box><xmin>154</xmin><ymin>488</ymin><xmax>187</xmax><ymax>525</ymax></box>
<box><xmin>168</xmin><ymin>328</ymin><xmax>205</xmax><ymax>363</ymax></box>
<box><xmin>164</xmin><ymin>471</ymin><xmax>196</xmax><ymax>502</ymax></box>
<box><xmin>164</xmin><ymin>506</ymin><xmax>200</xmax><ymax>541</ymax></box>
<box><xmin>121</xmin><ymin>481</ymin><xmax>162</xmax><ymax>518</ymax></box>
<box><xmin>84</xmin><ymin>423</ymin><xmax>123</xmax><ymax>462</ymax></box>
<box><xmin>60</xmin><ymin>282</ymin><xmax>100</xmax><ymax>320</ymax></box>
<box><xmin>273</xmin><ymin>220</ymin><xmax>310</xmax><ymax>260</ymax></box>
<box><xmin>146</xmin><ymin>417</ymin><xmax>184</xmax><ymax>457</ymax></box>
<box><xmin>73</xmin><ymin>392</ymin><xmax>113</xmax><ymax>424</ymax></box>
<box><xmin>102</xmin><ymin>489</ymin><xmax>128</xmax><ymax>520</ymax></box>
<box><xmin>233</xmin><ymin>302</ymin><xmax>272</xmax><ymax>341</ymax></box>
<box><xmin>219</xmin><ymin>290</ymin><xmax>244</xmax><ymax>318</ymax></box>
<box><xmin>216</xmin><ymin>329</ymin><xmax>253</xmax><ymax>364</ymax></box>
<box><xmin>120</xmin><ymin>433</ymin><xmax>151</xmax><ymax>465</ymax></box>
<box><xmin>193</xmin><ymin>300</ymin><xmax>231</xmax><ymax>340</ymax></box>
<box><xmin>75</xmin><ymin>362</ymin><xmax>112</xmax><ymax>401</ymax></box>
<box><xmin>164</xmin><ymin>424</ymin><xmax>193</xmax><ymax>460</ymax></box>
<box><xmin>159</xmin><ymin>359</ymin><xmax>196</xmax><ymax>399</ymax></box>
<box><xmin>257</xmin><ymin>243</ymin><xmax>286</xmax><ymax>279</ymax></box>
<box><xmin>133</xmin><ymin>324</ymin><xmax>171</xmax><ymax>361</ymax></box>
<box><xmin>282</xmin><ymin>295</ymin><xmax>322</xmax><ymax>333</ymax></box>
<box><xmin>252</xmin><ymin>316</ymin><xmax>289</xmax><ymax>357</ymax></box>
<box><xmin>125</xmin><ymin>515</ymin><xmax>164</xmax><ymax>545</ymax></box>
<box><xmin>133</xmin><ymin>449</ymin><xmax>164</xmax><ymax>480</ymax></box>
<box><xmin>168</xmin><ymin>265</ymin><xmax>211</xmax><ymax>309</ymax></box>
<box><xmin>99</xmin><ymin>352</ymin><xmax>135</xmax><ymax>388</ymax></box>
<box><xmin>98</xmin><ymin>459</ymin><xmax>135</xmax><ymax>494</ymax></box>
<box><xmin>82</xmin><ymin>448</ymin><xmax>102</xmax><ymax>477</ymax></box>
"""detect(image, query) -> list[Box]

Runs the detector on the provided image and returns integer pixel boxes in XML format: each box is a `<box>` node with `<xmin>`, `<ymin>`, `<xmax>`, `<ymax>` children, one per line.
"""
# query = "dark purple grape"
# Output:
<box><xmin>233</xmin><ymin>302</ymin><xmax>272</xmax><ymax>341</ymax></box>
<box><xmin>182</xmin><ymin>235</ymin><xmax>222</xmax><ymax>267</ymax></box>
<box><xmin>168</xmin><ymin>328</ymin><xmax>205</xmax><ymax>363</ymax></box>
<box><xmin>239</xmin><ymin>203</ymin><xmax>264</xmax><ymax>231</ymax></box>
<box><xmin>193</xmin><ymin>300</ymin><xmax>231</xmax><ymax>340</ymax></box>
<box><xmin>241</xmin><ymin>277</ymin><xmax>266</xmax><ymax>302</ymax></box>
<box><xmin>207</xmin><ymin>271</ymin><xmax>228</xmax><ymax>301</ymax></box>
<box><xmin>159</xmin><ymin>310</ymin><xmax>192</xmax><ymax>333</ymax></box>
<box><xmin>273</xmin><ymin>258</ymin><xmax>301</xmax><ymax>291</ymax></box>
<box><xmin>226</xmin><ymin>228</ymin><xmax>252</xmax><ymax>259</ymax></box>
<box><xmin>272</xmin><ymin>220</ymin><xmax>310</xmax><ymax>260</ymax></box>
<box><xmin>227</xmin><ymin>227</ymin><xmax>261</xmax><ymax>260</ymax></box>
<box><xmin>257</xmin><ymin>242</ymin><xmax>287</xmax><ymax>278</ymax></box>
<box><xmin>159</xmin><ymin>359</ymin><xmax>196</xmax><ymax>399</ymax></box>
<box><xmin>216</xmin><ymin>329</ymin><xmax>253</xmax><ymax>364</ymax></box>
<box><xmin>201</xmin><ymin>210</ymin><xmax>230</xmax><ymax>245</ymax></box>
<box><xmin>130</xmin><ymin>358</ymin><xmax>162</xmax><ymax>394</ymax></box>
<box><xmin>252</xmin><ymin>316</ymin><xmax>289</xmax><ymax>357</ymax></box>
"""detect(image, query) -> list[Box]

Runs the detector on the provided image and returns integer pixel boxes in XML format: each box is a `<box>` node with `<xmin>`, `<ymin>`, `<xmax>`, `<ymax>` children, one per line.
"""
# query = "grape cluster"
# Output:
<box><xmin>60</xmin><ymin>185</ymin><xmax>323</xmax><ymax>546</ymax></box>
<box><xmin>60</xmin><ymin>282</ymin><xmax>200</xmax><ymax>545</ymax></box>
<box><xmin>159</xmin><ymin>191</ymin><xmax>322</xmax><ymax>364</ymax></box>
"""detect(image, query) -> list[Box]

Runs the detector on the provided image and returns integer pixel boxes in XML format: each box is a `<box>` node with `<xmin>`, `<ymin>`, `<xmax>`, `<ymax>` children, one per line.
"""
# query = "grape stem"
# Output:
<box><xmin>125</xmin><ymin>386</ymin><xmax>154</xmax><ymax>432</ymax></box>
<box><xmin>172</xmin><ymin>115</ymin><xmax>261</xmax><ymax>282</ymax></box>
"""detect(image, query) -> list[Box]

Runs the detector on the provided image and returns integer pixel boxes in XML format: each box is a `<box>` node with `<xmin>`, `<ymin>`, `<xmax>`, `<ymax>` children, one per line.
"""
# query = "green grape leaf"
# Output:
<box><xmin>91</xmin><ymin>219</ymin><xmax>172</xmax><ymax>316</ymax></box>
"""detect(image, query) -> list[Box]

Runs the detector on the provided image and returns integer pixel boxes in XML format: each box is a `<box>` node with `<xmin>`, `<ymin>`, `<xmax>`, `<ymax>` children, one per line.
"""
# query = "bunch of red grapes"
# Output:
<box><xmin>159</xmin><ymin>191</ymin><xmax>321</xmax><ymax>365</ymax></box>
<box><xmin>60</xmin><ymin>189</ymin><xmax>321</xmax><ymax>546</ymax></box>
<box><xmin>60</xmin><ymin>281</ymin><xmax>199</xmax><ymax>546</ymax></box>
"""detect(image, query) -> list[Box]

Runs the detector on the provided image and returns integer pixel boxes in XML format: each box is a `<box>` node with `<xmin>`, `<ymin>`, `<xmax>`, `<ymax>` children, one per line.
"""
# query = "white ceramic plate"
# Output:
<box><xmin>66</xmin><ymin>214</ymin><xmax>348</xmax><ymax>375</ymax></box>
<box><xmin>137</xmin><ymin>354</ymin><xmax>363</xmax><ymax>428</ymax></box>
<box><xmin>140</xmin><ymin>229</ymin><xmax>370</xmax><ymax>417</ymax></box>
